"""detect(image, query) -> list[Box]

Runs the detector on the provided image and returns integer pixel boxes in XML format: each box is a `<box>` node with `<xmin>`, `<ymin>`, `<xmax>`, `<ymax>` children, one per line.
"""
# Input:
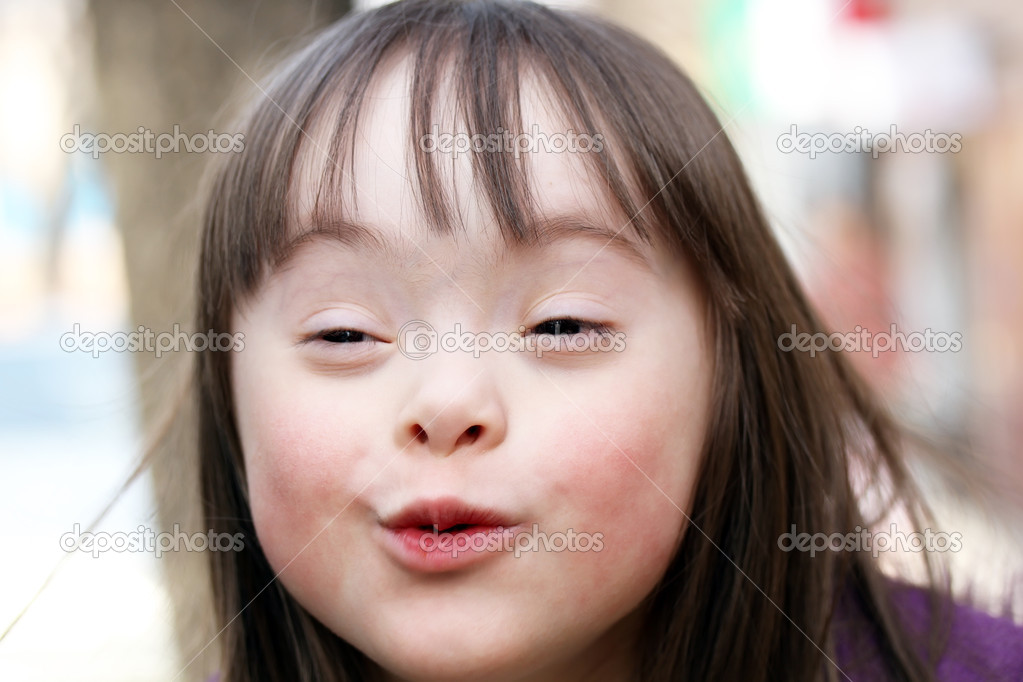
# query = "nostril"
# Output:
<box><xmin>408</xmin><ymin>424</ymin><xmax>484</xmax><ymax>450</ymax></box>
<box><xmin>454</xmin><ymin>424</ymin><xmax>482</xmax><ymax>448</ymax></box>
<box><xmin>411</xmin><ymin>425</ymin><xmax>428</xmax><ymax>444</ymax></box>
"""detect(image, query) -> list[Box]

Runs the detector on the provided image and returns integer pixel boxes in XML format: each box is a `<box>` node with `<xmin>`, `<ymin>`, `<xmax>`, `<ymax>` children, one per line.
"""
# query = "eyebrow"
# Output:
<box><xmin>518</xmin><ymin>216</ymin><xmax>652</xmax><ymax>268</ymax></box>
<box><xmin>274</xmin><ymin>214</ymin><xmax>652</xmax><ymax>272</ymax></box>
<box><xmin>274</xmin><ymin>218</ymin><xmax>412</xmax><ymax>271</ymax></box>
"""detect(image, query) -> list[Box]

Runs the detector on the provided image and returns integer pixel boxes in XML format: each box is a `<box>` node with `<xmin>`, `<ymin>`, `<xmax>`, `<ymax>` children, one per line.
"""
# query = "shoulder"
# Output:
<box><xmin>894</xmin><ymin>583</ymin><xmax>1023</xmax><ymax>681</ymax></box>
<box><xmin>835</xmin><ymin>581</ymin><xmax>1023</xmax><ymax>681</ymax></box>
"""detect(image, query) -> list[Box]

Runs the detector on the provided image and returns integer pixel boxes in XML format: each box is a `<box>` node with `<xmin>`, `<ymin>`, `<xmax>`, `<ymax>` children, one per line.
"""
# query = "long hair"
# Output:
<box><xmin>196</xmin><ymin>1</ymin><xmax>953</xmax><ymax>679</ymax></box>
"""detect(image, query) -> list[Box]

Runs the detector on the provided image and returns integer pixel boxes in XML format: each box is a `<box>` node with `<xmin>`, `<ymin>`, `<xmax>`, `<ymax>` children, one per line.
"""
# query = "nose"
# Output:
<box><xmin>395</xmin><ymin>354</ymin><xmax>508</xmax><ymax>458</ymax></box>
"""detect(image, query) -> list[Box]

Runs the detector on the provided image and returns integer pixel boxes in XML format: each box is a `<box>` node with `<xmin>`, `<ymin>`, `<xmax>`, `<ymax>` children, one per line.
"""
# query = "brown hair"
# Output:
<box><xmin>196</xmin><ymin>1</ymin><xmax>956</xmax><ymax>679</ymax></box>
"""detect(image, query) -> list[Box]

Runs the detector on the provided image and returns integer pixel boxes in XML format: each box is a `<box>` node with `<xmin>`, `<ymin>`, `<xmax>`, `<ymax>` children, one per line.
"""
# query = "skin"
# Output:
<box><xmin>230</xmin><ymin>59</ymin><xmax>713</xmax><ymax>682</ymax></box>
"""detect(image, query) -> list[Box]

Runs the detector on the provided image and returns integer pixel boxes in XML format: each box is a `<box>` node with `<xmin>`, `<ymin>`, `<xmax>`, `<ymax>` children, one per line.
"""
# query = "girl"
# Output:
<box><xmin>194</xmin><ymin>0</ymin><xmax>1023</xmax><ymax>680</ymax></box>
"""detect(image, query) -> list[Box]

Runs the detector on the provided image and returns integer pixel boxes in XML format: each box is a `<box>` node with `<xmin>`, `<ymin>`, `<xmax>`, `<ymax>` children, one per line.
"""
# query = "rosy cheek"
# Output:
<box><xmin>543</xmin><ymin>407</ymin><xmax>697</xmax><ymax>581</ymax></box>
<box><xmin>244</xmin><ymin>406</ymin><xmax>364</xmax><ymax>571</ymax></box>
<box><xmin>557</xmin><ymin>383</ymin><xmax>699</xmax><ymax>501</ymax></box>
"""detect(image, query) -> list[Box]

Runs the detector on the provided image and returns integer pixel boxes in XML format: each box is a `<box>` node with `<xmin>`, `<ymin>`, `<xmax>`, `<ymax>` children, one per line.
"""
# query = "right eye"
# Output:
<box><xmin>295</xmin><ymin>316</ymin><xmax>392</xmax><ymax>372</ymax></box>
<box><xmin>299</xmin><ymin>327</ymin><xmax>383</xmax><ymax>347</ymax></box>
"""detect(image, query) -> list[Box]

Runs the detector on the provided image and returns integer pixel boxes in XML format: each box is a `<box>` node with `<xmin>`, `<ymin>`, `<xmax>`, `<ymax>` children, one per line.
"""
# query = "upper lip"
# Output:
<box><xmin>381</xmin><ymin>496</ymin><xmax>518</xmax><ymax>532</ymax></box>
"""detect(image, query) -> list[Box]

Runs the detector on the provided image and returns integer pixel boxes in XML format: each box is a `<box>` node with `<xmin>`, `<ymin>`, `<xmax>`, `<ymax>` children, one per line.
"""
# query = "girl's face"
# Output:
<box><xmin>231</xmin><ymin>62</ymin><xmax>712</xmax><ymax>682</ymax></box>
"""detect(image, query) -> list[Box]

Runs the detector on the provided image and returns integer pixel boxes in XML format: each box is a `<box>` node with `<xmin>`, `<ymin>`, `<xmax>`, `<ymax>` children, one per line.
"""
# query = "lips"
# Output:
<box><xmin>379</xmin><ymin>496</ymin><xmax>522</xmax><ymax>572</ymax></box>
<box><xmin>382</xmin><ymin>497</ymin><xmax>515</xmax><ymax>533</ymax></box>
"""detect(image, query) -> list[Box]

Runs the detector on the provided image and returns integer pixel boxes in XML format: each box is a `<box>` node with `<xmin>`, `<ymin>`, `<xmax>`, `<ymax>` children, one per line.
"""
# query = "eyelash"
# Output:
<box><xmin>319</xmin><ymin>329</ymin><xmax>370</xmax><ymax>343</ymax></box>
<box><xmin>312</xmin><ymin>328</ymin><xmax>377</xmax><ymax>344</ymax></box>
<box><xmin>309</xmin><ymin>317</ymin><xmax>612</xmax><ymax>345</ymax></box>
<box><xmin>527</xmin><ymin>317</ymin><xmax>612</xmax><ymax>337</ymax></box>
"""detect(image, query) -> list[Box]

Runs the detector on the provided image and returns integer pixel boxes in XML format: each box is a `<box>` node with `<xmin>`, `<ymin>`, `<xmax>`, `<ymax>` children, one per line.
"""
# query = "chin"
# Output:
<box><xmin>366</xmin><ymin>643</ymin><xmax>538</xmax><ymax>682</ymax></box>
<box><xmin>350</xmin><ymin>612</ymin><xmax>556</xmax><ymax>682</ymax></box>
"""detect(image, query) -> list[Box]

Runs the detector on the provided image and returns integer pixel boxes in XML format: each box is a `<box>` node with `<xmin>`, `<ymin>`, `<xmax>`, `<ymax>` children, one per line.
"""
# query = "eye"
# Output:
<box><xmin>295</xmin><ymin>316</ymin><xmax>393</xmax><ymax>372</ymax></box>
<box><xmin>321</xmin><ymin>328</ymin><xmax>368</xmax><ymax>343</ymax></box>
<box><xmin>528</xmin><ymin>317</ymin><xmax>611</xmax><ymax>336</ymax></box>
<box><xmin>302</xmin><ymin>327</ymin><xmax>382</xmax><ymax>346</ymax></box>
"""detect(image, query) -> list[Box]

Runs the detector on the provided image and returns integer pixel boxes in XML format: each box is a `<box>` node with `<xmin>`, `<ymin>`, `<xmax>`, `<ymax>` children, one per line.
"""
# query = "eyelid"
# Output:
<box><xmin>526</xmin><ymin>292</ymin><xmax>616</xmax><ymax>321</ymax></box>
<box><xmin>297</xmin><ymin>305</ymin><xmax>392</xmax><ymax>345</ymax></box>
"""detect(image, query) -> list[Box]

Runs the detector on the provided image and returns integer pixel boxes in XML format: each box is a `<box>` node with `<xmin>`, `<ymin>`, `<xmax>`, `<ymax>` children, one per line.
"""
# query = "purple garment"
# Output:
<box><xmin>835</xmin><ymin>582</ymin><xmax>1023</xmax><ymax>681</ymax></box>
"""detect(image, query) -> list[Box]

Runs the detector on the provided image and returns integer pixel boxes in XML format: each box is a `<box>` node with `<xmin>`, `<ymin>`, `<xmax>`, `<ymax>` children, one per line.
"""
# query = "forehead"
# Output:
<box><xmin>282</xmin><ymin>53</ymin><xmax>650</xmax><ymax>271</ymax></box>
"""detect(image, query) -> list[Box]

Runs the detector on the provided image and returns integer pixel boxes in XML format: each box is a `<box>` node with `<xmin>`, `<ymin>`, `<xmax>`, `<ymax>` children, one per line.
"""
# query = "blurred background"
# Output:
<box><xmin>0</xmin><ymin>0</ymin><xmax>1020</xmax><ymax>679</ymax></box>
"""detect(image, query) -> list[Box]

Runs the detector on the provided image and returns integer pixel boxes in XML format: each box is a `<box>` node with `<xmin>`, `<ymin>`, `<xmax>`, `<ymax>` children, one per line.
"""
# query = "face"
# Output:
<box><xmin>230</xmin><ymin>59</ymin><xmax>713</xmax><ymax>682</ymax></box>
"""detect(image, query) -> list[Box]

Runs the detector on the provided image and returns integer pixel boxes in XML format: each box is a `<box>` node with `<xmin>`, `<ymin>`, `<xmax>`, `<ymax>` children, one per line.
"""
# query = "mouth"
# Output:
<box><xmin>379</xmin><ymin>496</ymin><xmax>522</xmax><ymax>572</ymax></box>
<box><xmin>382</xmin><ymin>497</ymin><xmax>515</xmax><ymax>533</ymax></box>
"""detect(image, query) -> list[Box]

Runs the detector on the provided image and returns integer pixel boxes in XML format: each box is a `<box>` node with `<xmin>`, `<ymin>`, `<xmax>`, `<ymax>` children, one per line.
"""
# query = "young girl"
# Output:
<box><xmin>193</xmin><ymin>0</ymin><xmax>1023</xmax><ymax>680</ymax></box>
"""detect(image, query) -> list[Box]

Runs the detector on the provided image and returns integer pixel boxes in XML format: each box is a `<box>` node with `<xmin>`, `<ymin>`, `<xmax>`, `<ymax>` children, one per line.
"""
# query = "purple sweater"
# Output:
<box><xmin>834</xmin><ymin>582</ymin><xmax>1023</xmax><ymax>681</ymax></box>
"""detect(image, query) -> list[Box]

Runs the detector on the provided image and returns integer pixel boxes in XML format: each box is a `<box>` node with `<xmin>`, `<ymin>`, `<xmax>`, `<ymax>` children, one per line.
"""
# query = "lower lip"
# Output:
<box><xmin>381</xmin><ymin>525</ymin><xmax>520</xmax><ymax>573</ymax></box>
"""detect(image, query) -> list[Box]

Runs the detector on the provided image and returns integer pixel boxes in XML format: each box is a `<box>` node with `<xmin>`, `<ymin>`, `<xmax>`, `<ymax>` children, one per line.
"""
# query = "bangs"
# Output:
<box><xmin>202</xmin><ymin>0</ymin><xmax>745</xmax><ymax>319</ymax></box>
<box><xmin>289</xmin><ymin>6</ymin><xmax>652</xmax><ymax>255</ymax></box>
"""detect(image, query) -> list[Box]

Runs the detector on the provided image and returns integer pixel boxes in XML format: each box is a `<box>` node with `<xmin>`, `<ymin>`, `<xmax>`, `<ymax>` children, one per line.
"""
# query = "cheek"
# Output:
<box><xmin>559</xmin><ymin>415</ymin><xmax>695</xmax><ymax>537</ymax></box>
<box><xmin>245</xmin><ymin>411</ymin><xmax>340</xmax><ymax>569</ymax></box>
<box><xmin>237</xmin><ymin>390</ymin><xmax>377</xmax><ymax>581</ymax></box>
<box><xmin>535</xmin><ymin>380</ymin><xmax>706</xmax><ymax>606</ymax></box>
<box><xmin>549</xmin><ymin>352</ymin><xmax>706</xmax><ymax>520</ymax></box>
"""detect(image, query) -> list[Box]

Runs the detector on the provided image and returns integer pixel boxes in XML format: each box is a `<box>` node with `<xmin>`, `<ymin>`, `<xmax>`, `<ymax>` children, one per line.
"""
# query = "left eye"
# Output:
<box><xmin>320</xmin><ymin>328</ymin><xmax>369</xmax><ymax>343</ymax></box>
<box><xmin>528</xmin><ymin>318</ymin><xmax>610</xmax><ymax>336</ymax></box>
